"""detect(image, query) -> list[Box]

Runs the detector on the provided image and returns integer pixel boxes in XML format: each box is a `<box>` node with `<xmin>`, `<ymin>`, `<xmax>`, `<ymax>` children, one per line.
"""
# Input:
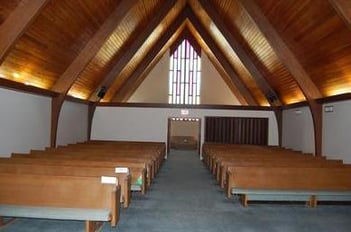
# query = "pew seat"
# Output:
<box><xmin>0</xmin><ymin>162</ymin><xmax>131</xmax><ymax>208</ymax></box>
<box><xmin>0</xmin><ymin>173</ymin><xmax>120</xmax><ymax>232</ymax></box>
<box><xmin>0</xmin><ymin>205</ymin><xmax>110</xmax><ymax>222</ymax></box>
<box><xmin>226</xmin><ymin>166</ymin><xmax>351</xmax><ymax>207</ymax></box>
<box><xmin>233</xmin><ymin>189</ymin><xmax>351</xmax><ymax>207</ymax></box>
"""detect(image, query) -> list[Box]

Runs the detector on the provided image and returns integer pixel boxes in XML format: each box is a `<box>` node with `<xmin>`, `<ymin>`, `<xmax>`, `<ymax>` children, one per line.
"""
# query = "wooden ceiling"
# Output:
<box><xmin>1</xmin><ymin>0</ymin><xmax>351</xmax><ymax>106</ymax></box>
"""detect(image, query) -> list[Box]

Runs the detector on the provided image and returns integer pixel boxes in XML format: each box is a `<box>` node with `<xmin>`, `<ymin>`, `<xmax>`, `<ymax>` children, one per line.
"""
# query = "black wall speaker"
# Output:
<box><xmin>97</xmin><ymin>86</ymin><xmax>107</xmax><ymax>99</ymax></box>
<box><xmin>266</xmin><ymin>91</ymin><xmax>278</xmax><ymax>103</ymax></box>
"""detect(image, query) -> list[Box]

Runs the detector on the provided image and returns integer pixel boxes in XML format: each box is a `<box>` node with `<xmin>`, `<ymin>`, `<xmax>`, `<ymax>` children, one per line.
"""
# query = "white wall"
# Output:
<box><xmin>200</xmin><ymin>53</ymin><xmax>240</xmax><ymax>105</ymax></box>
<box><xmin>129</xmin><ymin>50</ymin><xmax>240</xmax><ymax>105</ymax></box>
<box><xmin>128</xmin><ymin>52</ymin><xmax>169</xmax><ymax>103</ymax></box>
<box><xmin>323</xmin><ymin>100</ymin><xmax>351</xmax><ymax>163</ymax></box>
<box><xmin>282</xmin><ymin>106</ymin><xmax>315</xmax><ymax>154</ymax></box>
<box><xmin>0</xmin><ymin>87</ymin><xmax>51</xmax><ymax>157</ymax></box>
<box><xmin>56</xmin><ymin>100</ymin><xmax>88</xmax><ymax>146</ymax></box>
<box><xmin>91</xmin><ymin>106</ymin><xmax>279</xmax><ymax>157</ymax></box>
<box><xmin>170</xmin><ymin>120</ymin><xmax>199</xmax><ymax>138</ymax></box>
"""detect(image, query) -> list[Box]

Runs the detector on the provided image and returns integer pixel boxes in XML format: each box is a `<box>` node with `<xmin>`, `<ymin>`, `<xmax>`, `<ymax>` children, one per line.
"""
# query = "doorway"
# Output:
<box><xmin>167</xmin><ymin>117</ymin><xmax>201</xmax><ymax>154</ymax></box>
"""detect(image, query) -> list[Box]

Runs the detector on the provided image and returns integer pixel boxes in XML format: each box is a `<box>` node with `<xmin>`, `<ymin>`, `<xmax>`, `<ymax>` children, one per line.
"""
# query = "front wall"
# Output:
<box><xmin>91</xmin><ymin>106</ymin><xmax>279</xmax><ymax>157</ymax></box>
<box><xmin>129</xmin><ymin>51</ymin><xmax>240</xmax><ymax>105</ymax></box>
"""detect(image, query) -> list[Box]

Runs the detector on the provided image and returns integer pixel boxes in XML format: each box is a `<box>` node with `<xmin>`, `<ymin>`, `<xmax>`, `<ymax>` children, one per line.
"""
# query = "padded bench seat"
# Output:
<box><xmin>232</xmin><ymin>188</ymin><xmax>351</xmax><ymax>207</ymax></box>
<box><xmin>0</xmin><ymin>205</ymin><xmax>111</xmax><ymax>221</ymax></box>
<box><xmin>315</xmin><ymin>191</ymin><xmax>351</xmax><ymax>202</ymax></box>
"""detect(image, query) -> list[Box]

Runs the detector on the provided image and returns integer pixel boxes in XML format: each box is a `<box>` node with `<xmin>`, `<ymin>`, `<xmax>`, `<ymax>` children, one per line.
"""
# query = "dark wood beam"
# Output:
<box><xmin>187</xmin><ymin>8</ymin><xmax>258</xmax><ymax>105</ymax></box>
<box><xmin>51</xmin><ymin>94</ymin><xmax>92</xmax><ymax>147</ymax></box>
<box><xmin>186</xmin><ymin>21</ymin><xmax>248</xmax><ymax>105</ymax></box>
<box><xmin>273</xmin><ymin>108</ymin><xmax>283</xmax><ymax>147</ymax></box>
<box><xmin>238</xmin><ymin>0</ymin><xmax>323</xmax><ymax>155</ymax></box>
<box><xmin>112</xmin><ymin>10</ymin><xmax>187</xmax><ymax>102</ymax></box>
<box><xmin>202</xmin><ymin>50</ymin><xmax>248</xmax><ymax>105</ymax></box>
<box><xmin>50</xmin><ymin>94</ymin><xmax>65</xmax><ymax>147</ymax></box>
<box><xmin>119</xmin><ymin>47</ymin><xmax>168</xmax><ymax>102</ymax></box>
<box><xmin>281</xmin><ymin>101</ymin><xmax>309</xmax><ymax>110</ymax></box>
<box><xmin>97</xmin><ymin>102</ymin><xmax>273</xmax><ymax>111</ymax></box>
<box><xmin>51</xmin><ymin>0</ymin><xmax>136</xmax><ymax>93</ymax></box>
<box><xmin>238</xmin><ymin>0</ymin><xmax>321</xmax><ymax>100</ymax></box>
<box><xmin>309</xmin><ymin>100</ymin><xmax>323</xmax><ymax>156</ymax></box>
<box><xmin>316</xmin><ymin>93</ymin><xmax>351</xmax><ymax>104</ymax></box>
<box><xmin>88</xmin><ymin>102</ymin><xmax>97</xmax><ymax>140</ymax></box>
<box><xmin>0</xmin><ymin>78</ymin><xmax>57</xmax><ymax>97</ymax></box>
<box><xmin>0</xmin><ymin>0</ymin><xmax>50</xmax><ymax>65</ymax></box>
<box><xmin>186</xmin><ymin>20</ymin><xmax>247</xmax><ymax>105</ymax></box>
<box><xmin>116</xmin><ymin>22</ymin><xmax>248</xmax><ymax>105</ymax></box>
<box><xmin>89</xmin><ymin>0</ymin><xmax>178</xmax><ymax>102</ymax></box>
<box><xmin>329</xmin><ymin>0</ymin><xmax>351</xmax><ymax>29</ymax></box>
<box><xmin>199</xmin><ymin>0</ymin><xmax>281</xmax><ymax>106</ymax></box>
<box><xmin>49</xmin><ymin>0</ymin><xmax>135</xmax><ymax>147</ymax></box>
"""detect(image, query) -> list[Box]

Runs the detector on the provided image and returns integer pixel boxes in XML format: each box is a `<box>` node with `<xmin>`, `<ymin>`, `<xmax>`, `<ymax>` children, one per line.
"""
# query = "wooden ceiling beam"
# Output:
<box><xmin>203</xmin><ymin>50</ymin><xmax>248</xmax><ymax>105</ymax></box>
<box><xmin>49</xmin><ymin>0</ymin><xmax>136</xmax><ymax>148</ymax></box>
<box><xmin>0</xmin><ymin>0</ymin><xmax>50</xmax><ymax>65</ymax></box>
<box><xmin>119</xmin><ymin>47</ymin><xmax>168</xmax><ymax>102</ymax></box>
<box><xmin>198</xmin><ymin>0</ymin><xmax>281</xmax><ymax>106</ymax></box>
<box><xmin>89</xmin><ymin>0</ymin><xmax>178</xmax><ymax>102</ymax></box>
<box><xmin>187</xmin><ymin>8</ymin><xmax>258</xmax><ymax>105</ymax></box>
<box><xmin>238</xmin><ymin>0</ymin><xmax>321</xmax><ymax>100</ymax></box>
<box><xmin>116</xmin><ymin>21</ymin><xmax>248</xmax><ymax>105</ymax></box>
<box><xmin>328</xmin><ymin>0</ymin><xmax>351</xmax><ymax>29</ymax></box>
<box><xmin>186</xmin><ymin>21</ymin><xmax>248</xmax><ymax>105</ymax></box>
<box><xmin>51</xmin><ymin>0</ymin><xmax>136</xmax><ymax>94</ymax></box>
<box><xmin>238</xmin><ymin>0</ymin><xmax>322</xmax><ymax>155</ymax></box>
<box><xmin>112</xmin><ymin>11</ymin><xmax>187</xmax><ymax>102</ymax></box>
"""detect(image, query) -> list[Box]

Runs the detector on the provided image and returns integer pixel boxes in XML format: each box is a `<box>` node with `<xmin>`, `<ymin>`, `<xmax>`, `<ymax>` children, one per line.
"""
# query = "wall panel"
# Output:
<box><xmin>56</xmin><ymin>100</ymin><xmax>88</xmax><ymax>146</ymax></box>
<box><xmin>282</xmin><ymin>106</ymin><xmax>315</xmax><ymax>154</ymax></box>
<box><xmin>323</xmin><ymin>100</ymin><xmax>351</xmax><ymax>163</ymax></box>
<box><xmin>0</xmin><ymin>87</ymin><xmax>50</xmax><ymax>156</ymax></box>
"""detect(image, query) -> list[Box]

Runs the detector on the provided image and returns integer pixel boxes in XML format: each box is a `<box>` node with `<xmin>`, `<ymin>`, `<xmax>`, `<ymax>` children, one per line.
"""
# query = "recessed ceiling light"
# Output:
<box><xmin>12</xmin><ymin>73</ymin><xmax>20</xmax><ymax>78</ymax></box>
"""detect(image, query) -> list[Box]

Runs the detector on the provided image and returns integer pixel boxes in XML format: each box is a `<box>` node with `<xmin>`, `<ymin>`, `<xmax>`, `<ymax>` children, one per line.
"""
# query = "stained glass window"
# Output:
<box><xmin>169</xmin><ymin>39</ymin><xmax>201</xmax><ymax>104</ymax></box>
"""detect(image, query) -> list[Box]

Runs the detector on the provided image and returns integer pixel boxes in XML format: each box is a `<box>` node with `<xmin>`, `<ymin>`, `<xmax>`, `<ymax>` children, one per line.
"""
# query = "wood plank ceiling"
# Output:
<box><xmin>1</xmin><ymin>0</ymin><xmax>351</xmax><ymax>106</ymax></box>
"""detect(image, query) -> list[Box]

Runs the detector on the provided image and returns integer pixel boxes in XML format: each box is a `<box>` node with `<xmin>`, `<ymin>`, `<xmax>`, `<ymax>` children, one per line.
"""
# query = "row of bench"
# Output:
<box><xmin>202</xmin><ymin>143</ymin><xmax>351</xmax><ymax>207</ymax></box>
<box><xmin>0</xmin><ymin>140</ymin><xmax>166</xmax><ymax>232</ymax></box>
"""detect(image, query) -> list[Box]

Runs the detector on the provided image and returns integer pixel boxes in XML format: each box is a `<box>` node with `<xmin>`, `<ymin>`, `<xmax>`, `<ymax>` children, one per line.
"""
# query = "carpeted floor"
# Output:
<box><xmin>2</xmin><ymin>150</ymin><xmax>351</xmax><ymax>232</ymax></box>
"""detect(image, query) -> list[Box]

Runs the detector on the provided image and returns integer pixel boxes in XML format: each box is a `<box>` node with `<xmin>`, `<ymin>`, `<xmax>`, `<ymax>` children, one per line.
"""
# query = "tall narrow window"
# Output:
<box><xmin>169</xmin><ymin>39</ymin><xmax>201</xmax><ymax>104</ymax></box>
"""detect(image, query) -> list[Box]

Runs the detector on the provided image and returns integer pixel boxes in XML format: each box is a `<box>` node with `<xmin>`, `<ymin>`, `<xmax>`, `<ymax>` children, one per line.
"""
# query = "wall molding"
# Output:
<box><xmin>97</xmin><ymin>102</ymin><xmax>273</xmax><ymax>111</ymax></box>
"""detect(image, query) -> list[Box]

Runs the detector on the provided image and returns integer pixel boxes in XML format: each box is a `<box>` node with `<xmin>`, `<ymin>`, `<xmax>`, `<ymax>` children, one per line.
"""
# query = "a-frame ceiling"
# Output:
<box><xmin>1</xmin><ymin>0</ymin><xmax>351</xmax><ymax>107</ymax></box>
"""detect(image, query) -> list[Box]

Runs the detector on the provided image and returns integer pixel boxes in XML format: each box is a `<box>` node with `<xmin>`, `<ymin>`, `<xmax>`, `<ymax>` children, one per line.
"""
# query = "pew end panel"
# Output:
<box><xmin>226</xmin><ymin>166</ymin><xmax>351</xmax><ymax>207</ymax></box>
<box><xmin>0</xmin><ymin>174</ymin><xmax>121</xmax><ymax>231</ymax></box>
<box><xmin>233</xmin><ymin>189</ymin><xmax>314</xmax><ymax>207</ymax></box>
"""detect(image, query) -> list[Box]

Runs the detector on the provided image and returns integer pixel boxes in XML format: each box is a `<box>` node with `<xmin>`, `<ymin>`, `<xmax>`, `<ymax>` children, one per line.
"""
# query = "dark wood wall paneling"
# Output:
<box><xmin>205</xmin><ymin>116</ymin><xmax>268</xmax><ymax>145</ymax></box>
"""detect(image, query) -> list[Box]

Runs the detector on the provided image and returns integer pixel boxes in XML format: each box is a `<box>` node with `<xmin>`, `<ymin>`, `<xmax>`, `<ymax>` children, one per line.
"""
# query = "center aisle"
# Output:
<box><xmin>104</xmin><ymin>150</ymin><xmax>351</xmax><ymax>232</ymax></box>
<box><xmin>107</xmin><ymin>149</ymin><xmax>236</xmax><ymax>232</ymax></box>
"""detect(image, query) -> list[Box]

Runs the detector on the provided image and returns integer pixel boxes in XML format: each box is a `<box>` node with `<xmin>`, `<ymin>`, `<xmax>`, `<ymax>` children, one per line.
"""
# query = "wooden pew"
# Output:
<box><xmin>68</xmin><ymin>141</ymin><xmax>166</xmax><ymax>163</ymax></box>
<box><xmin>81</xmin><ymin>140</ymin><xmax>166</xmax><ymax>156</ymax></box>
<box><xmin>209</xmin><ymin>149</ymin><xmax>305</xmax><ymax>175</ymax></box>
<box><xmin>218</xmin><ymin>158</ymin><xmax>344</xmax><ymax>188</ymax></box>
<box><xmin>28</xmin><ymin>150</ymin><xmax>159</xmax><ymax>181</ymax></box>
<box><xmin>0</xmin><ymin>163</ymin><xmax>131</xmax><ymax>208</ymax></box>
<box><xmin>44</xmin><ymin>146</ymin><xmax>164</xmax><ymax>174</ymax></box>
<box><xmin>0</xmin><ymin>157</ymin><xmax>147</xmax><ymax>195</ymax></box>
<box><xmin>0</xmin><ymin>173</ymin><xmax>120</xmax><ymax>232</ymax></box>
<box><xmin>225</xmin><ymin>166</ymin><xmax>351</xmax><ymax>207</ymax></box>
